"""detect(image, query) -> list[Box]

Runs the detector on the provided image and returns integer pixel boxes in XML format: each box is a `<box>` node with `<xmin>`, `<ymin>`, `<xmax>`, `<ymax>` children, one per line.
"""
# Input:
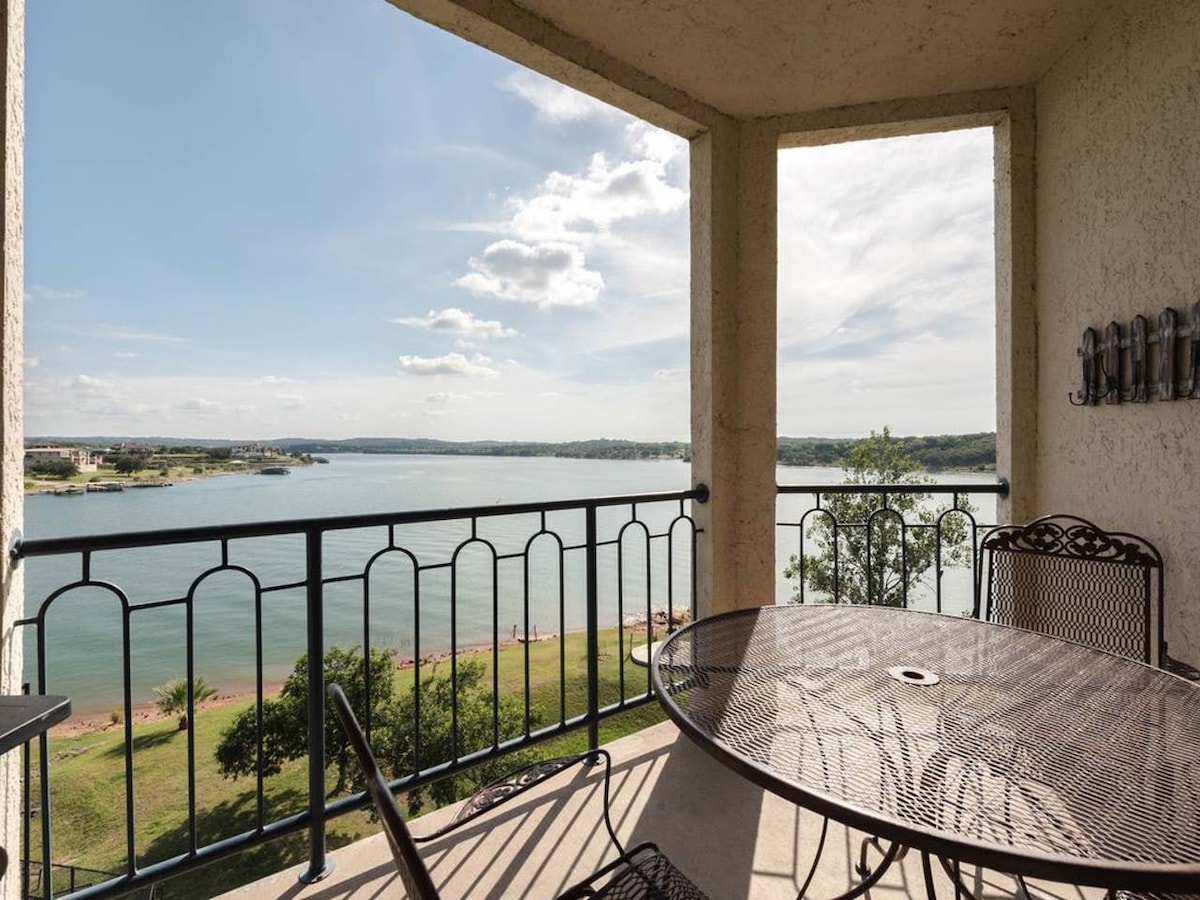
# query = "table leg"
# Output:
<box><xmin>830</xmin><ymin>838</ymin><xmax>980</xmax><ymax>900</ymax></box>
<box><xmin>797</xmin><ymin>838</ymin><xmax>904</xmax><ymax>900</ymax></box>
<box><xmin>922</xmin><ymin>852</ymin><xmax>941</xmax><ymax>899</ymax></box>
<box><xmin>857</xmin><ymin>834</ymin><xmax>909</xmax><ymax>878</ymax></box>
<box><xmin>934</xmin><ymin>856</ymin><xmax>985</xmax><ymax>900</ymax></box>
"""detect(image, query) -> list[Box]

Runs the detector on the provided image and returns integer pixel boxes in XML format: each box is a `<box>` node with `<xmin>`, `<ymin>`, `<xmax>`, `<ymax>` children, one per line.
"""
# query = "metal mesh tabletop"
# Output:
<box><xmin>651</xmin><ymin>605</ymin><xmax>1200</xmax><ymax>891</ymax></box>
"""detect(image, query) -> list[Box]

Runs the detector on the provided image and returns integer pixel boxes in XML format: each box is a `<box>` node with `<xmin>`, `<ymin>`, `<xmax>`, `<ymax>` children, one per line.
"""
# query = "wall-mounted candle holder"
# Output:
<box><xmin>1072</xmin><ymin>300</ymin><xmax>1200</xmax><ymax>405</ymax></box>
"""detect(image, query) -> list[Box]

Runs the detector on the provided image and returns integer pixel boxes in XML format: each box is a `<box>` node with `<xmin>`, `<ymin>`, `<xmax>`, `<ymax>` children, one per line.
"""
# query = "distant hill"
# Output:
<box><xmin>274</xmin><ymin>437</ymin><xmax>691</xmax><ymax>461</ymax></box>
<box><xmin>27</xmin><ymin>432</ymin><xmax>996</xmax><ymax>470</ymax></box>
<box><xmin>776</xmin><ymin>432</ymin><xmax>995</xmax><ymax>471</ymax></box>
<box><xmin>27</xmin><ymin>436</ymin><xmax>235</xmax><ymax>449</ymax></box>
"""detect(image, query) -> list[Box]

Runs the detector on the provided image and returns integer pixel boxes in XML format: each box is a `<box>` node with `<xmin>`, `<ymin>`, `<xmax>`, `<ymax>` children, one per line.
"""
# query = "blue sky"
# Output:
<box><xmin>24</xmin><ymin>0</ymin><xmax>994</xmax><ymax>441</ymax></box>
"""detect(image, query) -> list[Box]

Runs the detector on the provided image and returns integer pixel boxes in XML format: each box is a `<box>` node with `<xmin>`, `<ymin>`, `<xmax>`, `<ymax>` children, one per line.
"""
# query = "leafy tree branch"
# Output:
<box><xmin>784</xmin><ymin>427</ymin><xmax>975</xmax><ymax>607</ymax></box>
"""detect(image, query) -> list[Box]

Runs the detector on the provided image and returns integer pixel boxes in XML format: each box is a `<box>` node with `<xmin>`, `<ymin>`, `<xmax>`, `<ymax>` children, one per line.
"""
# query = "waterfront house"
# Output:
<box><xmin>232</xmin><ymin>444</ymin><xmax>280</xmax><ymax>461</ymax></box>
<box><xmin>1</xmin><ymin>0</ymin><xmax>1197</xmax><ymax>896</ymax></box>
<box><xmin>23</xmin><ymin>446</ymin><xmax>98</xmax><ymax>474</ymax></box>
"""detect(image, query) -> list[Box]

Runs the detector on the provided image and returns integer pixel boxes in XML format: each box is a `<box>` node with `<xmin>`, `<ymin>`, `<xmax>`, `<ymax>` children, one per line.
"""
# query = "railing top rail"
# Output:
<box><xmin>777</xmin><ymin>479</ymin><xmax>1008</xmax><ymax>496</ymax></box>
<box><xmin>13</xmin><ymin>485</ymin><xmax>709</xmax><ymax>560</ymax></box>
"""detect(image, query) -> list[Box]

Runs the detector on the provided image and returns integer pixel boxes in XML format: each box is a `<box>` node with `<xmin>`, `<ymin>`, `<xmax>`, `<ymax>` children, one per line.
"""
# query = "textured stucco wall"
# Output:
<box><xmin>0</xmin><ymin>1</ymin><xmax>22</xmax><ymax>896</ymax></box>
<box><xmin>690</xmin><ymin>119</ymin><xmax>778</xmax><ymax>616</ymax></box>
<box><xmin>992</xmin><ymin>92</ymin><xmax>1038</xmax><ymax>524</ymax></box>
<box><xmin>1036</xmin><ymin>0</ymin><xmax>1200</xmax><ymax>665</ymax></box>
<box><xmin>398</xmin><ymin>0</ymin><xmax>1105</xmax><ymax>120</ymax></box>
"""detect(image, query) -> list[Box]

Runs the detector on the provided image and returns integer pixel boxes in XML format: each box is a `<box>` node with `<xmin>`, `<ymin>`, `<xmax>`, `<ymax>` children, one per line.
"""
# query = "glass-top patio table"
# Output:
<box><xmin>651</xmin><ymin>605</ymin><xmax>1200</xmax><ymax>896</ymax></box>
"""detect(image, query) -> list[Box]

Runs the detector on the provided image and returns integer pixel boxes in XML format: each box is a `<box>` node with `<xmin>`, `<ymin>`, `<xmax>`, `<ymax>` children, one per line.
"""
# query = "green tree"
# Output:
<box><xmin>29</xmin><ymin>458</ymin><xmax>79</xmax><ymax>478</ymax></box>
<box><xmin>214</xmin><ymin>647</ymin><xmax>540</xmax><ymax>810</ymax></box>
<box><xmin>154</xmin><ymin>676</ymin><xmax>218</xmax><ymax>730</ymax></box>
<box><xmin>215</xmin><ymin>646</ymin><xmax>396</xmax><ymax>793</ymax></box>
<box><xmin>110</xmin><ymin>453</ymin><xmax>141</xmax><ymax>475</ymax></box>
<box><xmin>783</xmin><ymin>427</ymin><xmax>974</xmax><ymax>607</ymax></box>
<box><xmin>376</xmin><ymin>657</ymin><xmax>539</xmax><ymax>815</ymax></box>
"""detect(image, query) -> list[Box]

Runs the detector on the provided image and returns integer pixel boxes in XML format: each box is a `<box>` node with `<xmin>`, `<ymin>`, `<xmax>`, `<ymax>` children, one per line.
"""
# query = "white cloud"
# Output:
<box><xmin>276</xmin><ymin>393</ymin><xmax>305</xmax><ymax>410</ymax></box>
<box><xmin>509</xmin><ymin>153</ymin><xmax>687</xmax><ymax>243</ymax></box>
<box><xmin>775</xmin><ymin>127</ymin><xmax>996</xmax><ymax>435</ymax></box>
<box><xmin>26</xmin><ymin>375</ymin><xmax>164</xmax><ymax>425</ymax></box>
<box><xmin>27</xmin><ymin>285</ymin><xmax>85</xmax><ymax>301</ymax></box>
<box><xmin>424</xmin><ymin>392</ymin><xmax>470</xmax><ymax>404</ymax></box>
<box><xmin>23</xmin><ymin>357</ymin><xmax>39</xmax><ymax>369</ymax></box>
<box><xmin>176</xmin><ymin>398</ymin><xmax>223</xmax><ymax>415</ymax></box>
<box><xmin>445</xmin><ymin>97</ymin><xmax>689</xmax><ymax>375</ymax></box>
<box><xmin>444</xmin><ymin>118</ymin><xmax>689</xmax><ymax>362</ymax></box>
<box><xmin>259</xmin><ymin>375</ymin><xmax>303</xmax><ymax>385</ymax></box>
<box><xmin>104</xmin><ymin>328</ymin><xmax>189</xmax><ymax>344</ymax></box>
<box><xmin>70</xmin><ymin>374</ymin><xmax>111</xmax><ymax>393</ymax></box>
<box><xmin>114</xmin><ymin>351</ymin><xmax>139</xmax><ymax>359</ymax></box>
<box><xmin>654</xmin><ymin>368</ymin><xmax>685</xmax><ymax>381</ymax></box>
<box><xmin>500</xmin><ymin>71</ymin><xmax>619</xmax><ymax>123</ymax></box>
<box><xmin>777</xmin><ymin>128</ymin><xmax>994</xmax><ymax>355</ymax></box>
<box><xmin>776</xmin><ymin>328</ymin><xmax>995</xmax><ymax>437</ymax></box>
<box><xmin>23</xmin><ymin>364</ymin><xmax>692</xmax><ymax>441</ymax></box>
<box><xmin>396</xmin><ymin>352</ymin><xmax>499</xmax><ymax>378</ymax></box>
<box><xmin>392</xmin><ymin>307</ymin><xmax>517</xmax><ymax>339</ymax></box>
<box><xmin>456</xmin><ymin>240</ymin><xmax>603</xmax><ymax>307</ymax></box>
<box><xmin>626</xmin><ymin>121</ymin><xmax>687</xmax><ymax>166</ymax></box>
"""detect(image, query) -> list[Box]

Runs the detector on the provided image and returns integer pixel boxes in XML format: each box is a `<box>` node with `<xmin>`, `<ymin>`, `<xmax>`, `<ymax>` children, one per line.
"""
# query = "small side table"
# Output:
<box><xmin>0</xmin><ymin>694</ymin><xmax>70</xmax><ymax>881</ymax></box>
<box><xmin>0</xmin><ymin>695</ymin><xmax>70</xmax><ymax>756</ymax></box>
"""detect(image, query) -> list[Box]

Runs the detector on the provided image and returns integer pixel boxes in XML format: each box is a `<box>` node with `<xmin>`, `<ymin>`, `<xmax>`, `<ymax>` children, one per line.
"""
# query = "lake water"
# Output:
<box><xmin>22</xmin><ymin>454</ymin><xmax>999</xmax><ymax>712</ymax></box>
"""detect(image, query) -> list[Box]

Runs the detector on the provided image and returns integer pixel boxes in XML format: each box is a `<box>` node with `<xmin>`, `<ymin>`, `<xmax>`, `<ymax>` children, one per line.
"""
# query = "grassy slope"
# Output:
<box><xmin>28</xmin><ymin>628</ymin><xmax>666</xmax><ymax>898</ymax></box>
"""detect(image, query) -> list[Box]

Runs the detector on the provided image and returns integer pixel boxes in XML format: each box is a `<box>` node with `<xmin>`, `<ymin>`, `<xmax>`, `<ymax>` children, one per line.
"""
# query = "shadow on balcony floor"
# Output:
<box><xmin>218</xmin><ymin>722</ymin><xmax>1102</xmax><ymax>900</ymax></box>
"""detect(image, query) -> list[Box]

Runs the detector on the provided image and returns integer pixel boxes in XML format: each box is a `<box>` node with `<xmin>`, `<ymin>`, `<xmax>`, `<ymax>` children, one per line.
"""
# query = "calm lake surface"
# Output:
<box><xmin>23</xmin><ymin>454</ymin><xmax>999</xmax><ymax>711</ymax></box>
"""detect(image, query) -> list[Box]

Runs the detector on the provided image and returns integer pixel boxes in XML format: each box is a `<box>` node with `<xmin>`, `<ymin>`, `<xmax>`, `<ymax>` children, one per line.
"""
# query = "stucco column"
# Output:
<box><xmin>994</xmin><ymin>94</ymin><xmax>1038</xmax><ymax>524</ymax></box>
<box><xmin>0</xmin><ymin>1</ymin><xmax>22</xmax><ymax>897</ymax></box>
<box><xmin>690</xmin><ymin>118</ymin><xmax>778</xmax><ymax>617</ymax></box>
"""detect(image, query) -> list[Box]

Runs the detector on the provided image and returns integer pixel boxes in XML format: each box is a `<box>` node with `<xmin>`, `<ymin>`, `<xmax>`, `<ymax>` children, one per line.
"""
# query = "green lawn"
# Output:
<box><xmin>27</xmin><ymin>627</ymin><xmax>666</xmax><ymax>899</ymax></box>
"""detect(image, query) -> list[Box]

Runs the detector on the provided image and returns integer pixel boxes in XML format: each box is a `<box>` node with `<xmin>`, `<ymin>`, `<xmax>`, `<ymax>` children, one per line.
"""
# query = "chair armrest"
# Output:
<box><xmin>413</xmin><ymin>751</ymin><xmax>609</xmax><ymax>842</ymax></box>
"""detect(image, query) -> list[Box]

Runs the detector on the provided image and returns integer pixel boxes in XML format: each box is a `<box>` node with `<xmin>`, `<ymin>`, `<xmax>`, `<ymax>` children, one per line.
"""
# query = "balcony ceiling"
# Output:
<box><xmin>509</xmin><ymin>0</ymin><xmax>1108</xmax><ymax>118</ymax></box>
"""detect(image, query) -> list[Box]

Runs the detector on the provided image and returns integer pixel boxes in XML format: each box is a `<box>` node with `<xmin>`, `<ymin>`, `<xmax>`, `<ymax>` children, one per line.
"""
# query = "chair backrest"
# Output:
<box><xmin>328</xmin><ymin>683</ymin><xmax>441</xmax><ymax>900</ymax></box>
<box><xmin>976</xmin><ymin>514</ymin><xmax>1163</xmax><ymax>664</ymax></box>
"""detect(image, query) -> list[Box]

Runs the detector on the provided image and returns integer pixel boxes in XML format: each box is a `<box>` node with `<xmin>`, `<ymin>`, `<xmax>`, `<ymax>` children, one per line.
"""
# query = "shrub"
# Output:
<box><xmin>154</xmin><ymin>676</ymin><xmax>218</xmax><ymax>730</ymax></box>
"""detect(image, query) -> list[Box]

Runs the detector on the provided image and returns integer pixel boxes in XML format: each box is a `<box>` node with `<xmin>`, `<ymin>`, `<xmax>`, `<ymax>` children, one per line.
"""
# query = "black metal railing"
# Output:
<box><xmin>12</xmin><ymin>486</ymin><xmax>706</xmax><ymax>899</ymax></box>
<box><xmin>776</xmin><ymin>480</ymin><xmax>1009</xmax><ymax>613</ymax></box>
<box><xmin>19</xmin><ymin>862</ymin><xmax>152</xmax><ymax>900</ymax></box>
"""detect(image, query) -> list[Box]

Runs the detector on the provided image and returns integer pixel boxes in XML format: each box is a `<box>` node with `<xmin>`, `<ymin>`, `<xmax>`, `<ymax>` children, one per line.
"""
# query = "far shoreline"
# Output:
<box><xmin>25</xmin><ymin>466</ymin><xmax>248</xmax><ymax>497</ymax></box>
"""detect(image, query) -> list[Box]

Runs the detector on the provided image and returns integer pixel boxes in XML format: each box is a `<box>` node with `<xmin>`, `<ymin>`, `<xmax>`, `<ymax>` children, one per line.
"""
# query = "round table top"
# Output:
<box><xmin>651</xmin><ymin>605</ymin><xmax>1200</xmax><ymax>891</ymax></box>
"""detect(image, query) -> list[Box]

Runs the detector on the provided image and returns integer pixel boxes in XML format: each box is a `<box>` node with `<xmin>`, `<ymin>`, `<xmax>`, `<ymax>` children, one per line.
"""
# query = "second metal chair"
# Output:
<box><xmin>328</xmin><ymin>683</ymin><xmax>710</xmax><ymax>900</ymax></box>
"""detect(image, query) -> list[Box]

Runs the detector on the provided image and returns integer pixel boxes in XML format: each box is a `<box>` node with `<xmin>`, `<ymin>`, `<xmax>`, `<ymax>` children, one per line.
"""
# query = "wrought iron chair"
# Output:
<box><xmin>975</xmin><ymin>514</ymin><xmax>1170</xmax><ymax>666</ymax></box>
<box><xmin>328</xmin><ymin>684</ymin><xmax>710</xmax><ymax>900</ymax></box>
<box><xmin>973</xmin><ymin>516</ymin><xmax>1197</xmax><ymax>900</ymax></box>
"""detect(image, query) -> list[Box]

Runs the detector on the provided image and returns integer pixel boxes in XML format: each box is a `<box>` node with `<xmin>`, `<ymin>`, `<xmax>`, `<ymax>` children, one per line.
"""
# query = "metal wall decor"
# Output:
<box><xmin>1072</xmin><ymin>300</ymin><xmax>1200</xmax><ymax>405</ymax></box>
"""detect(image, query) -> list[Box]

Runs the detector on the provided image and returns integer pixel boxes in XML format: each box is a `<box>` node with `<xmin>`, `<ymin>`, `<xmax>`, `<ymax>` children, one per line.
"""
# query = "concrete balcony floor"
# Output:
<box><xmin>220</xmin><ymin>721</ymin><xmax>1101</xmax><ymax>900</ymax></box>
